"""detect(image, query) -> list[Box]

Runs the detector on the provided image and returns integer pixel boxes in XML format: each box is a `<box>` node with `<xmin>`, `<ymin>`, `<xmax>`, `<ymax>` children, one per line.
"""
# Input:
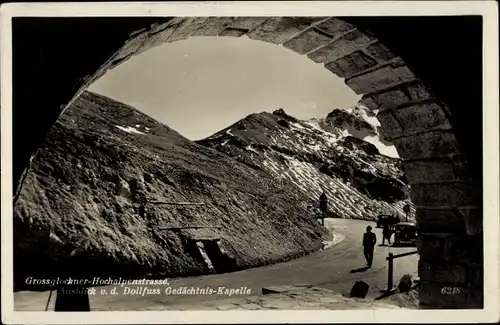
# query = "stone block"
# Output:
<box><xmin>148</xmin><ymin>18</ymin><xmax>180</xmax><ymax>34</ymax></box>
<box><xmin>192</xmin><ymin>17</ymin><xmax>235</xmax><ymax>36</ymax></box>
<box><xmin>418</xmin><ymin>260</ymin><xmax>468</xmax><ymax>284</ymax></box>
<box><xmin>345</xmin><ymin>64</ymin><xmax>416</xmax><ymax>94</ymax></box>
<box><xmin>443</xmin><ymin>235</ymin><xmax>483</xmax><ymax>264</ymax></box>
<box><xmin>398</xmin><ymin>274</ymin><xmax>413</xmax><ymax>292</ymax></box>
<box><xmin>349</xmin><ymin>280</ymin><xmax>369</xmax><ymax>298</ymax></box>
<box><xmin>360</xmin><ymin>96</ymin><xmax>378</xmax><ymax>110</ymax></box>
<box><xmin>109</xmin><ymin>53</ymin><xmax>133</xmax><ymax>70</ymax></box>
<box><xmin>466</xmin><ymin>287</ymin><xmax>484</xmax><ymax>309</ymax></box>
<box><xmin>283</xmin><ymin>28</ymin><xmax>333</xmax><ymax>55</ymax></box>
<box><xmin>114</xmin><ymin>31</ymin><xmax>149</xmax><ymax>61</ymax></box>
<box><xmin>167</xmin><ymin>17</ymin><xmax>209</xmax><ymax>42</ymax></box>
<box><xmin>129</xmin><ymin>27</ymin><xmax>148</xmax><ymax>38</ymax></box>
<box><xmin>375</xmin><ymin>111</ymin><xmax>403</xmax><ymax>139</ymax></box>
<box><xmin>418</xmin><ymin>235</ymin><xmax>445</xmax><ymax>261</ymax></box>
<box><xmin>402</xmin><ymin>156</ymin><xmax>471</xmax><ymax>183</ymax></box>
<box><xmin>218</xmin><ymin>28</ymin><xmax>248</xmax><ymax>37</ymax></box>
<box><xmin>324</xmin><ymin>51</ymin><xmax>378</xmax><ymax>78</ymax></box>
<box><xmin>391</xmin><ymin>57</ymin><xmax>407</xmax><ymax>68</ymax></box>
<box><xmin>88</xmin><ymin>68</ymin><xmax>108</xmax><ymax>87</ymax></box>
<box><xmin>364</xmin><ymin>42</ymin><xmax>396</xmax><ymax>62</ymax></box>
<box><xmin>230</xmin><ymin>17</ymin><xmax>270</xmax><ymax>30</ymax></box>
<box><xmin>406</xmin><ymin>82</ymin><xmax>433</xmax><ymax>101</ymax></box>
<box><xmin>307</xmin><ymin>29</ymin><xmax>377</xmax><ymax>64</ymax></box>
<box><xmin>468</xmin><ymin>265</ymin><xmax>483</xmax><ymax>289</ymax></box>
<box><xmin>419</xmin><ymin>280</ymin><xmax>468</xmax><ymax>308</ymax></box>
<box><xmin>459</xmin><ymin>207</ymin><xmax>482</xmax><ymax>235</ymax></box>
<box><xmin>392</xmin><ymin>130</ymin><xmax>461</xmax><ymax>160</ymax></box>
<box><xmin>395</xmin><ymin>101</ymin><xmax>451</xmax><ymax>134</ymax></box>
<box><xmin>415</xmin><ymin>208</ymin><xmax>466</xmax><ymax>234</ymax></box>
<box><xmin>314</xmin><ymin>18</ymin><xmax>356</xmax><ymax>36</ymax></box>
<box><xmin>450</xmin><ymin>155</ymin><xmax>472</xmax><ymax>181</ymax></box>
<box><xmin>247</xmin><ymin>17</ymin><xmax>324</xmax><ymax>44</ymax></box>
<box><xmin>136</xmin><ymin>26</ymin><xmax>177</xmax><ymax>55</ymax></box>
<box><xmin>362</xmin><ymin>88</ymin><xmax>410</xmax><ymax>111</ymax></box>
<box><xmin>361</xmin><ymin>80</ymin><xmax>433</xmax><ymax>111</ymax></box>
<box><xmin>466</xmin><ymin>264</ymin><xmax>484</xmax><ymax>308</ymax></box>
<box><xmin>411</xmin><ymin>182</ymin><xmax>477</xmax><ymax>207</ymax></box>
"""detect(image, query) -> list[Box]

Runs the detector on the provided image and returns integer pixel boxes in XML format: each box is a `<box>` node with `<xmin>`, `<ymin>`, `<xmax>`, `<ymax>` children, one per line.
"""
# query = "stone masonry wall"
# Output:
<box><xmin>70</xmin><ymin>17</ymin><xmax>483</xmax><ymax>309</ymax></box>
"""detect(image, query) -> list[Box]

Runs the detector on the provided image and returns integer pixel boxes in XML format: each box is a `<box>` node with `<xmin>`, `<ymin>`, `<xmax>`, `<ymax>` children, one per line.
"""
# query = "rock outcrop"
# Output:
<box><xmin>198</xmin><ymin>108</ymin><xmax>414</xmax><ymax>221</ymax></box>
<box><xmin>13</xmin><ymin>92</ymin><xmax>328</xmax><ymax>290</ymax></box>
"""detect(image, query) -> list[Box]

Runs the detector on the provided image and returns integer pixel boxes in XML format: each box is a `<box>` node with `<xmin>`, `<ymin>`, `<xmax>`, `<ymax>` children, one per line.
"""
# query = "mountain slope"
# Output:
<box><xmin>198</xmin><ymin>108</ymin><xmax>414</xmax><ymax>221</ymax></box>
<box><xmin>327</xmin><ymin>105</ymin><xmax>399</xmax><ymax>158</ymax></box>
<box><xmin>13</xmin><ymin>92</ymin><xmax>329</xmax><ymax>290</ymax></box>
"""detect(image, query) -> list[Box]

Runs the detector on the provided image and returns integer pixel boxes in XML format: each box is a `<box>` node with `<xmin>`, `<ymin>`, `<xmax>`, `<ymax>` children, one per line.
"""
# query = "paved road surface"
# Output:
<box><xmin>14</xmin><ymin>219</ymin><xmax>419</xmax><ymax>311</ymax></box>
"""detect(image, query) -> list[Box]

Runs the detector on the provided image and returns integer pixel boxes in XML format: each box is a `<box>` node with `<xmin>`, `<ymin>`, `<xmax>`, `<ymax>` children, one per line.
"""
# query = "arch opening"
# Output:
<box><xmin>87</xmin><ymin>34</ymin><xmax>401</xmax><ymax>157</ymax></box>
<box><xmin>11</xmin><ymin>16</ymin><xmax>484</xmax><ymax>309</ymax></box>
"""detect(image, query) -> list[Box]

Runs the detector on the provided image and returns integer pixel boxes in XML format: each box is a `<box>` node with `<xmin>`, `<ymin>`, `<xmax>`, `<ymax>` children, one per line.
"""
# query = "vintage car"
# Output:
<box><xmin>376</xmin><ymin>214</ymin><xmax>401</xmax><ymax>228</ymax></box>
<box><xmin>393</xmin><ymin>222</ymin><xmax>418</xmax><ymax>245</ymax></box>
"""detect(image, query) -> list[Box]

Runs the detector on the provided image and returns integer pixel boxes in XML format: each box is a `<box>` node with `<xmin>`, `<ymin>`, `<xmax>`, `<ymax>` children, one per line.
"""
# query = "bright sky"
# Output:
<box><xmin>88</xmin><ymin>35</ymin><xmax>361</xmax><ymax>141</ymax></box>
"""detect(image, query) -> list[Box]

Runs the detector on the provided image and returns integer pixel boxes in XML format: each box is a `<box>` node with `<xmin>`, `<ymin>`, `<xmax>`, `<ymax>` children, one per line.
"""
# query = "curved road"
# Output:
<box><xmin>14</xmin><ymin>219</ymin><xmax>419</xmax><ymax>311</ymax></box>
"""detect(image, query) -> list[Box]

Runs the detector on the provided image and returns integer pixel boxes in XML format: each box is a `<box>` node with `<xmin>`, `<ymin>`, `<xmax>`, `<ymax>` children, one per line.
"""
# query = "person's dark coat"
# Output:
<box><xmin>363</xmin><ymin>232</ymin><xmax>377</xmax><ymax>248</ymax></box>
<box><xmin>319</xmin><ymin>192</ymin><xmax>328</xmax><ymax>212</ymax></box>
<box><xmin>383</xmin><ymin>224</ymin><xmax>391</xmax><ymax>239</ymax></box>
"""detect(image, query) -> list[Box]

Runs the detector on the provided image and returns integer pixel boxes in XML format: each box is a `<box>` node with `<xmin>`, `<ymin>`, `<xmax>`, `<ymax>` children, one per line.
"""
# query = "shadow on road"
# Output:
<box><xmin>375</xmin><ymin>284</ymin><xmax>419</xmax><ymax>301</ymax></box>
<box><xmin>375</xmin><ymin>289</ymin><xmax>398</xmax><ymax>300</ymax></box>
<box><xmin>350</xmin><ymin>266</ymin><xmax>370</xmax><ymax>273</ymax></box>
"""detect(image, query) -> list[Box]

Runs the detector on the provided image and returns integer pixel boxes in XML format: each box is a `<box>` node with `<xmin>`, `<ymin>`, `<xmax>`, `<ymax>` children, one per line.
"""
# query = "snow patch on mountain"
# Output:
<box><xmin>198</xmin><ymin>107</ymin><xmax>414</xmax><ymax>222</ymax></box>
<box><xmin>262</xmin><ymin>153</ymin><xmax>409</xmax><ymax>220</ymax></box>
<box><xmin>342</xmin><ymin>105</ymin><xmax>399</xmax><ymax>158</ymax></box>
<box><xmin>115</xmin><ymin>125</ymin><xmax>146</xmax><ymax>135</ymax></box>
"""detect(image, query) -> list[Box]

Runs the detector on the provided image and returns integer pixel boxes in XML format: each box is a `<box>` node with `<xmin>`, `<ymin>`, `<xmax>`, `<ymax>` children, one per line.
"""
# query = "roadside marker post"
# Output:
<box><xmin>387</xmin><ymin>253</ymin><xmax>394</xmax><ymax>293</ymax></box>
<box><xmin>384</xmin><ymin>250</ymin><xmax>418</xmax><ymax>294</ymax></box>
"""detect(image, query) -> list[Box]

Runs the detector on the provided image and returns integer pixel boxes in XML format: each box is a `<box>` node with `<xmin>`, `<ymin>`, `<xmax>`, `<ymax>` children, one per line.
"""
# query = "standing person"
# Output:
<box><xmin>319</xmin><ymin>191</ymin><xmax>328</xmax><ymax>226</ymax></box>
<box><xmin>362</xmin><ymin>226</ymin><xmax>377</xmax><ymax>267</ymax></box>
<box><xmin>382</xmin><ymin>223</ymin><xmax>392</xmax><ymax>246</ymax></box>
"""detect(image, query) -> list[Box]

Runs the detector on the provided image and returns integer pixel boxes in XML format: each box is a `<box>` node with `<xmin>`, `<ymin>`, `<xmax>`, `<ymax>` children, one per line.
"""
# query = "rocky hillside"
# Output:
<box><xmin>198</xmin><ymin>107</ymin><xmax>414</xmax><ymax>221</ymax></box>
<box><xmin>13</xmin><ymin>92</ymin><xmax>329</xmax><ymax>290</ymax></box>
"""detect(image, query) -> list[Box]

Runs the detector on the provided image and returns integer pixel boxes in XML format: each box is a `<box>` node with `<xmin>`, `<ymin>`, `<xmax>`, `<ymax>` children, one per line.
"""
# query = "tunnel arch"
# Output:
<box><xmin>14</xmin><ymin>16</ymin><xmax>483</xmax><ymax>309</ymax></box>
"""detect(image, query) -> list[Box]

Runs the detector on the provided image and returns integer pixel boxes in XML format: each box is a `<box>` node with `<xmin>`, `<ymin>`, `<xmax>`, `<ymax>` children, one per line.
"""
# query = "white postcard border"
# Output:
<box><xmin>1</xmin><ymin>1</ymin><xmax>498</xmax><ymax>324</ymax></box>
